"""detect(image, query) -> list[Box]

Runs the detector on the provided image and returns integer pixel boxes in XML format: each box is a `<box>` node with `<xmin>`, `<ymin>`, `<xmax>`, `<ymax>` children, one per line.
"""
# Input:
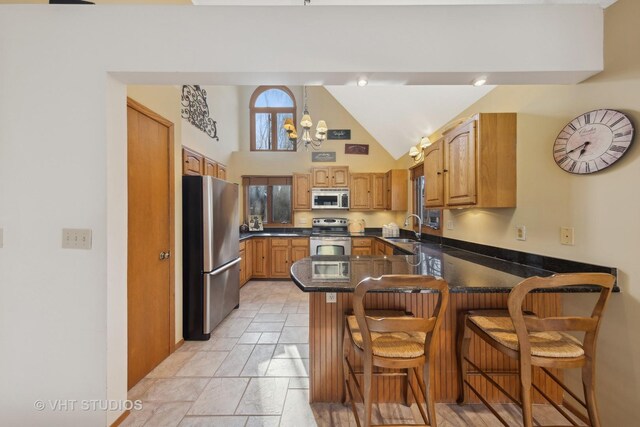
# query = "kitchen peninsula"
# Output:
<box><xmin>290</xmin><ymin>240</ymin><xmax>617</xmax><ymax>405</ymax></box>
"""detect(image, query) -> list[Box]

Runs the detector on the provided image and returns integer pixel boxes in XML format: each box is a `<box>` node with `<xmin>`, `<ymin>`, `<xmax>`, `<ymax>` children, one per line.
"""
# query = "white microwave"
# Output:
<box><xmin>311</xmin><ymin>188</ymin><xmax>350</xmax><ymax>210</ymax></box>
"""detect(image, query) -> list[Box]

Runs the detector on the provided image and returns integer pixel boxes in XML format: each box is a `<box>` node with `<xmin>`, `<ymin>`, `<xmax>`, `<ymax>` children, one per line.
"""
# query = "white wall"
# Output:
<box><xmin>0</xmin><ymin>4</ymin><xmax>607</xmax><ymax>426</ymax></box>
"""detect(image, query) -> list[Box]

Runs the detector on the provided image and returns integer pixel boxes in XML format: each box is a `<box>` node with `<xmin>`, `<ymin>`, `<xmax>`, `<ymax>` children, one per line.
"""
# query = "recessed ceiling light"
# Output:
<box><xmin>473</xmin><ymin>76</ymin><xmax>487</xmax><ymax>87</ymax></box>
<box><xmin>357</xmin><ymin>78</ymin><xmax>368</xmax><ymax>87</ymax></box>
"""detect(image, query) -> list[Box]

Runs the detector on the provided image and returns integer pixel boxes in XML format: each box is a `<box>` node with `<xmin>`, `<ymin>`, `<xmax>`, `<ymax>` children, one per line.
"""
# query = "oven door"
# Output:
<box><xmin>311</xmin><ymin>260</ymin><xmax>350</xmax><ymax>281</ymax></box>
<box><xmin>310</xmin><ymin>236</ymin><xmax>352</xmax><ymax>256</ymax></box>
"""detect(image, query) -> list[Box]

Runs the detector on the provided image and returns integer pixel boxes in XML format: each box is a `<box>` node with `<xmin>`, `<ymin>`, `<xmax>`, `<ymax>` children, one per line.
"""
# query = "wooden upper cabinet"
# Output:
<box><xmin>384</xmin><ymin>169</ymin><xmax>408</xmax><ymax>211</ymax></box>
<box><xmin>182</xmin><ymin>147</ymin><xmax>204</xmax><ymax>175</ymax></box>
<box><xmin>311</xmin><ymin>167</ymin><xmax>330</xmax><ymax>187</ymax></box>
<box><xmin>217</xmin><ymin>164</ymin><xmax>227</xmax><ymax>180</ymax></box>
<box><xmin>331</xmin><ymin>166</ymin><xmax>349</xmax><ymax>187</ymax></box>
<box><xmin>312</xmin><ymin>166</ymin><xmax>349</xmax><ymax>187</ymax></box>
<box><xmin>371</xmin><ymin>173</ymin><xmax>386</xmax><ymax>210</ymax></box>
<box><xmin>293</xmin><ymin>173</ymin><xmax>312</xmax><ymax>210</ymax></box>
<box><xmin>204</xmin><ymin>157</ymin><xmax>218</xmax><ymax>177</ymax></box>
<box><xmin>444</xmin><ymin>120</ymin><xmax>477</xmax><ymax>206</ymax></box>
<box><xmin>350</xmin><ymin>173</ymin><xmax>371</xmax><ymax>210</ymax></box>
<box><xmin>424</xmin><ymin>138</ymin><xmax>445</xmax><ymax>208</ymax></box>
<box><xmin>443</xmin><ymin>113</ymin><xmax>516</xmax><ymax>208</ymax></box>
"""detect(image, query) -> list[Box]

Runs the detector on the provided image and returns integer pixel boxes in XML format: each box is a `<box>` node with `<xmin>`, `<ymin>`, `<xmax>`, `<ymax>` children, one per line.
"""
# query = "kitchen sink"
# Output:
<box><xmin>386</xmin><ymin>238</ymin><xmax>418</xmax><ymax>243</ymax></box>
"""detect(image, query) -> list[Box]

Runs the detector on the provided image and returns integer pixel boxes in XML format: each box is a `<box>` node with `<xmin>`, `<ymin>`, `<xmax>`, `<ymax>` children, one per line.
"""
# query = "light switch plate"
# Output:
<box><xmin>560</xmin><ymin>227</ymin><xmax>574</xmax><ymax>246</ymax></box>
<box><xmin>299</xmin><ymin>217</ymin><xmax>308</xmax><ymax>224</ymax></box>
<box><xmin>62</xmin><ymin>228</ymin><xmax>92</xmax><ymax>249</ymax></box>
<box><xmin>516</xmin><ymin>225</ymin><xmax>526</xmax><ymax>241</ymax></box>
<box><xmin>326</xmin><ymin>292</ymin><xmax>337</xmax><ymax>303</ymax></box>
<box><xmin>0</xmin><ymin>228</ymin><xmax>3</xmax><ymax>248</ymax></box>
<box><xmin>446</xmin><ymin>220</ymin><xmax>454</xmax><ymax>230</ymax></box>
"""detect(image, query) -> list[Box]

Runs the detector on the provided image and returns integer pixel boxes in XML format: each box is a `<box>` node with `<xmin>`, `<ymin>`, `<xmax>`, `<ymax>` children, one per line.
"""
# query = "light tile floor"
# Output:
<box><xmin>123</xmin><ymin>280</ymin><xmax>581</xmax><ymax>427</ymax></box>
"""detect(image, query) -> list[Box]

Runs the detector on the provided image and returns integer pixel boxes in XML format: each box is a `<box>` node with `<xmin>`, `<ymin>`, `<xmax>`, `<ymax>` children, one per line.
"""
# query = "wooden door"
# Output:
<box><xmin>371</xmin><ymin>173</ymin><xmax>386</xmax><ymax>209</ymax></box>
<box><xmin>252</xmin><ymin>238</ymin><xmax>269</xmax><ymax>278</ymax></box>
<box><xmin>312</xmin><ymin>167</ymin><xmax>330</xmax><ymax>187</ymax></box>
<box><xmin>270</xmin><ymin>238</ymin><xmax>290</xmax><ymax>278</ymax></box>
<box><xmin>293</xmin><ymin>173</ymin><xmax>311</xmax><ymax>210</ymax></box>
<box><xmin>204</xmin><ymin>158</ymin><xmax>218</xmax><ymax>177</ymax></box>
<box><xmin>217</xmin><ymin>164</ymin><xmax>227</xmax><ymax>180</ymax></box>
<box><xmin>424</xmin><ymin>138</ymin><xmax>445</xmax><ymax>207</ymax></box>
<box><xmin>331</xmin><ymin>166</ymin><xmax>349</xmax><ymax>187</ymax></box>
<box><xmin>182</xmin><ymin>147</ymin><xmax>203</xmax><ymax>176</ymax></box>
<box><xmin>445</xmin><ymin>121</ymin><xmax>477</xmax><ymax>206</ymax></box>
<box><xmin>349</xmin><ymin>173</ymin><xmax>371</xmax><ymax>210</ymax></box>
<box><xmin>127</xmin><ymin>98</ymin><xmax>174</xmax><ymax>389</ymax></box>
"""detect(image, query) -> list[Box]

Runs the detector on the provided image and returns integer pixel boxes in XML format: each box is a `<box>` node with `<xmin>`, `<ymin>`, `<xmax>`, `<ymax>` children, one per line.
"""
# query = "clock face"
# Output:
<box><xmin>553</xmin><ymin>109</ymin><xmax>634</xmax><ymax>174</ymax></box>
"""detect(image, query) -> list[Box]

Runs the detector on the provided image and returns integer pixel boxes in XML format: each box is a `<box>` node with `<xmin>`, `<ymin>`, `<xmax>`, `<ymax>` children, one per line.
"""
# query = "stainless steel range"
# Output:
<box><xmin>310</xmin><ymin>217</ymin><xmax>352</xmax><ymax>256</ymax></box>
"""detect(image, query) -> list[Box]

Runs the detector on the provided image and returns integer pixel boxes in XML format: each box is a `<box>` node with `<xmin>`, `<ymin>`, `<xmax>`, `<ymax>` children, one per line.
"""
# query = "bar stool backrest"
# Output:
<box><xmin>352</xmin><ymin>275</ymin><xmax>450</xmax><ymax>359</ymax></box>
<box><xmin>507</xmin><ymin>272</ymin><xmax>616</xmax><ymax>360</ymax></box>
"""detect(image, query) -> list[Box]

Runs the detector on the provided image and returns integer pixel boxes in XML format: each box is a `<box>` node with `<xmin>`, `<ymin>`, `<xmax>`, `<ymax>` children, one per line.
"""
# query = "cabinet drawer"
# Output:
<box><xmin>270</xmin><ymin>238</ymin><xmax>289</xmax><ymax>247</ymax></box>
<box><xmin>291</xmin><ymin>238</ymin><xmax>308</xmax><ymax>247</ymax></box>
<box><xmin>352</xmin><ymin>237</ymin><xmax>372</xmax><ymax>247</ymax></box>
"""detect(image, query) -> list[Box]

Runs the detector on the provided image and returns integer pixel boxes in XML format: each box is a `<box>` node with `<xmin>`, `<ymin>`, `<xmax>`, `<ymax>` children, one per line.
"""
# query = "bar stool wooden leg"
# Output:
<box><xmin>583</xmin><ymin>358</ymin><xmax>600</xmax><ymax>427</ymax></box>
<box><xmin>363</xmin><ymin>358</ymin><xmax>374</xmax><ymax>427</ymax></box>
<box><xmin>342</xmin><ymin>330</ymin><xmax>350</xmax><ymax>405</ymax></box>
<box><xmin>402</xmin><ymin>368</ymin><xmax>410</xmax><ymax>406</ymax></box>
<box><xmin>456</xmin><ymin>313</ymin><xmax>472</xmax><ymax>405</ymax></box>
<box><xmin>519</xmin><ymin>360</ymin><xmax>534</xmax><ymax>427</ymax></box>
<box><xmin>423</xmin><ymin>362</ymin><xmax>437</xmax><ymax>427</ymax></box>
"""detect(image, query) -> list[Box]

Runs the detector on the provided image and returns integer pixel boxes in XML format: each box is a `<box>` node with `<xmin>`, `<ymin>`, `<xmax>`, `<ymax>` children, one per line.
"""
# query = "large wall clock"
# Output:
<box><xmin>553</xmin><ymin>109</ymin><xmax>634</xmax><ymax>174</ymax></box>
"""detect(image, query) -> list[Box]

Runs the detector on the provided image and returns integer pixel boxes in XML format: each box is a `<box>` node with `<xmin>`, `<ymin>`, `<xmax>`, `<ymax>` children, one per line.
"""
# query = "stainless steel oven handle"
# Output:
<box><xmin>204</xmin><ymin>257</ymin><xmax>241</xmax><ymax>333</ymax></box>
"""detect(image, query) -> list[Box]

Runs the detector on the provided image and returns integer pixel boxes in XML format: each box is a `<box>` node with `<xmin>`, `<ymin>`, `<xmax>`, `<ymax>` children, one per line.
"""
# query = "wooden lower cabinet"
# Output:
<box><xmin>374</xmin><ymin>239</ymin><xmax>386</xmax><ymax>255</ymax></box>
<box><xmin>291</xmin><ymin>238</ymin><xmax>310</xmax><ymax>262</ymax></box>
<box><xmin>270</xmin><ymin>238</ymin><xmax>291</xmax><ymax>278</ymax></box>
<box><xmin>243</xmin><ymin>237</ymin><xmax>309</xmax><ymax>280</ymax></box>
<box><xmin>351</xmin><ymin>237</ymin><xmax>373</xmax><ymax>255</ymax></box>
<box><xmin>252</xmin><ymin>238</ymin><xmax>269</xmax><ymax>278</ymax></box>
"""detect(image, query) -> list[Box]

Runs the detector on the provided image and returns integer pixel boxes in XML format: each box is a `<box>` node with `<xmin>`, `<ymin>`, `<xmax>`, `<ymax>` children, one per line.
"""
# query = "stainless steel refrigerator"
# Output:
<box><xmin>183</xmin><ymin>176</ymin><xmax>240</xmax><ymax>340</ymax></box>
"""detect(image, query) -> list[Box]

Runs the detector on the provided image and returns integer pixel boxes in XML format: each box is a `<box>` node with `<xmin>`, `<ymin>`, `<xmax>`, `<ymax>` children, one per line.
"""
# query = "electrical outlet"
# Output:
<box><xmin>299</xmin><ymin>217</ymin><xmax>308</xmax><ymax>224</ymax></box>
<box><xmin>446</xmin><ymin>220</ymin><xmax>454</xmax><ymax>230</ymax></box>
<box><xmin>62</xmin><ymin>228</ymin><xmax>92</xmax><ymax>250</ymax></box>
<box><xmin>516</xmin><ymin>225</ymin><xmax>526</xmax><ymax>241</ymax></box>
<box><xmin>326</xmin><ymin>292</ymin><xmax>337</xmax><ymax>303</ymax></box>
<box><xmin>560</xmin><ymin>227</ymin><xmax>574</xmax><ymax>246</ymax></box>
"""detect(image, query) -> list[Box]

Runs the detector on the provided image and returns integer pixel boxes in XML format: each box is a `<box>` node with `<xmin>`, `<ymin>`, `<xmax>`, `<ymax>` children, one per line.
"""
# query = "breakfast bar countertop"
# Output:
<box><xmin>290</xmin><ymin>241</ymin><xmax>616</xmax><ymax>293</ymax></box>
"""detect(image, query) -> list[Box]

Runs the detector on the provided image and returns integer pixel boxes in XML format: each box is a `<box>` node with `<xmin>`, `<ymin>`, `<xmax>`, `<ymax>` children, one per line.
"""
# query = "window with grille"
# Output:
<box><xmin>250</xmin><ymin>86</ymin><xmax>297</xmax><ymax>151</ymax></box>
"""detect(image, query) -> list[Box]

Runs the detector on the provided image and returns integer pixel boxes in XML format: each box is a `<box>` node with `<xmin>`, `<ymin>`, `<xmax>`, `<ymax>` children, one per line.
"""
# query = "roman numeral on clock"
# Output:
<box><xmin>554</xmin><ymin>147</ymin><xmax>565</xmax><ymax>153</ymax></box>
<box><xmin>610</xmin><ymin>117</ymin><xmax>624</xmax><ymax>128</ymax></box>
<box><xmin>584</xmin><ymin>113</ymin><xmax>591</xmax><ymax>124</ymax></box>
<box><xmin>609</xmin><ymin>145</ymin><xmax>627</xmax><ymax>153</ymax></box>
<box><xmin>567</xmin><ymin>123</ymin><xmax>577</xmax><ymax>131</ymax></box>
<box><xmin>568</xmin><ymin>161</ymin><xmax>577</xmax><ymax>172</ymax></box>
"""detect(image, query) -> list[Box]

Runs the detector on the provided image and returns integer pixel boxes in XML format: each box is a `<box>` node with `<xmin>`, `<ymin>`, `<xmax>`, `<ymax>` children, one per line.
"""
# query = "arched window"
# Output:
<box><xmin>250</xmin><ymin>86</ymin><xmax>297</xmax><ymax>151</ymax></box>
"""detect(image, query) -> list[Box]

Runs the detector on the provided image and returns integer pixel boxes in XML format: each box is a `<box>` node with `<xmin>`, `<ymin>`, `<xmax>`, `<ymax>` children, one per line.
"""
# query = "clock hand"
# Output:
<box><xmin>578</xmin><ymin>148</ymin><xmax>587</xmax><ymax>159</ymax></box>
<box><xmin>567</xmin><ymin>141</ymin><xmax>590</xmax><ymax>154</ymax></box>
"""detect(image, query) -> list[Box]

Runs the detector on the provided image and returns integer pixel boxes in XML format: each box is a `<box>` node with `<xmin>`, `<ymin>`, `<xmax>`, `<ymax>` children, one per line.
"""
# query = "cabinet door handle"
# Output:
<box><xmin>437</xmin><ymin>171</ymin><xmax>442</xmax><ymax>175</ymax></box>
<box><xmin>443</xmin><ymin>169</ymin><xmax>449</xmax><ymax>173</ymax></box>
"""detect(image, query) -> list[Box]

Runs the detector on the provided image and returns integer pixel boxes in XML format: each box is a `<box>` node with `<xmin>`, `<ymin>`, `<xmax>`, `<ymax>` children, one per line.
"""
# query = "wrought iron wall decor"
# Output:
<box><xmin>181</xmin><ymin>85</ymin><xmax>219</xmax><ymax>140</ymax></box>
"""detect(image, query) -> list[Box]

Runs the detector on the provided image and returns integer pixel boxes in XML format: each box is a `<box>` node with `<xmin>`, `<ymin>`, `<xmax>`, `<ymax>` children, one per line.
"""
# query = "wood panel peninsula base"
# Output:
<box><xmin>308</xmin><ymin>291</ymin><xmax>561</xmax><ymax>404</ymax></box>
<box><xmin>290</xmin><ymin>251</ymin><xmax>610</xmax><ymax>405</ymax></box>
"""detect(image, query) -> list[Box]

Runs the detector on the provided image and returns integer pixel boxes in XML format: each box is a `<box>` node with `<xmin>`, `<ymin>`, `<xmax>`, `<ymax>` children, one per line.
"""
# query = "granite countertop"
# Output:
<box><xmin>289</xmin><ymin>242</ymin><xmax>610</xmax><ymax>294</ymax></box>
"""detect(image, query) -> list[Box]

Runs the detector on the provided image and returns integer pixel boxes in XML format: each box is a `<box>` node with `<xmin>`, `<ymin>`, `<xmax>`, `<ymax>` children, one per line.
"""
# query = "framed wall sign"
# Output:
<box><xmin>327</xmin><ymin>129</ymin><xmax>351</xmax><ymax>140</ymax></box>
<box><xmin>248</xmin><ymin>215</ymin><xmax>263</xmax><ymax>231</ymax></box>
<box><xmin>311</xmin><ymin>152</ymin><xmax>337</xmax><ymax>162</ymax></box>
<box><xmin>345</xmin><ymin>144</ymin><xmax>369</xmax><ymax>155</ymax></box>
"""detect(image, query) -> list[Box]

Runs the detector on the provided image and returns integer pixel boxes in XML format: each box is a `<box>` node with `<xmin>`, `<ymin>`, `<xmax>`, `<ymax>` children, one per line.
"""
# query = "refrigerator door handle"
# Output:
<box><xmin>204</xmin><ymin>257</ymin><xmax>242</xmax><ymax>333</ymax></box>
<box><xmin>206</xmin><ymin>257</ymin><xmax>241</xmax><ymax>277</ymax></box>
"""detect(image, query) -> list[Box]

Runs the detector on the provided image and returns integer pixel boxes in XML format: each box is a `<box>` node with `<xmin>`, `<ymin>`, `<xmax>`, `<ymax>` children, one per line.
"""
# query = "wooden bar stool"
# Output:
<box><xmin>343</xmin><ymin>275</ymin><xmax>449</xmax><ymax>427</ymax></box>
<box><xmin>456</xmin><ymin>273</ymin><xmax>615</xmax><ymax>427</ymax></box>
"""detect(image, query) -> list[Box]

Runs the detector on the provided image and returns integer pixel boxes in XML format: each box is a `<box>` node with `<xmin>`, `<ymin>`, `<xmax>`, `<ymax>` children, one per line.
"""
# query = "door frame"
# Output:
<box><xmin>126</xmin><ymin>97</ymin><xmax>177</xmax><ymax>357</ymax></box>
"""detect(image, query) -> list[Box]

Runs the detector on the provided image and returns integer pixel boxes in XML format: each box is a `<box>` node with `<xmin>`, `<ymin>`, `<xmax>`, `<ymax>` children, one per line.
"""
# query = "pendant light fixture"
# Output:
<box><xmin>283</xmin><ymin>86</ymin><xmax>328</xmax><ymax>151</ymax></box>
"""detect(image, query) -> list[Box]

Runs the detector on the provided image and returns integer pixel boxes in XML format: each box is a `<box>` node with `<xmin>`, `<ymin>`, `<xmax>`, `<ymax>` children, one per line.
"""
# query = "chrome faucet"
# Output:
<box><xmin>404</xmin><ymin>214</ymin><xmax>423</xmax><ymax>241</ymax></box>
